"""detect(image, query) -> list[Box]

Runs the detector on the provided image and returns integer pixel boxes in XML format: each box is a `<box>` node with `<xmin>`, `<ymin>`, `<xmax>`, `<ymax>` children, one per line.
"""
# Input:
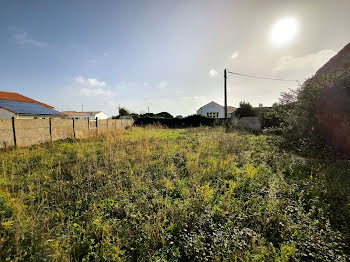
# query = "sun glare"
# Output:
<box><xmin>269</xmin><ymin>17</ymin><xmax>298</xmax><ymax>47</ymax></box>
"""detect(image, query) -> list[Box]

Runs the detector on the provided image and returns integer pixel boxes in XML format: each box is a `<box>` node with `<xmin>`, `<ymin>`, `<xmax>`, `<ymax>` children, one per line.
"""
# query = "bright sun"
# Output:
<box><xmin>269</xmin><ymin>17</ymin><xmax>298</xmax><ymax>47</ymax></box>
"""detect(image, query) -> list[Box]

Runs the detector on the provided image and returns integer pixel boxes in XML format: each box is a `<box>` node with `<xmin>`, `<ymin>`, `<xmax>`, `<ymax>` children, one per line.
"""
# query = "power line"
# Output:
<box><xmin>226</xmin><ymin>70</ymin><xmax>300</xmax><ymax>83</ymax></box>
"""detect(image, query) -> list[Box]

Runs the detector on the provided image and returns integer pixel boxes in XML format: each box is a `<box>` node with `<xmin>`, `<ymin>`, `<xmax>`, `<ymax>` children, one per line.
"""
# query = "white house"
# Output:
<box><xmin>62</xmin><ymin>111</ymin><xmax>108</xmax><ymax>120</ymax></box>
<box><xmin>196</xmin><ymin>101</ymin><xmax>236</xmax><ymax>119</ymax></box>
<box><xmin>0</xmin><ymin>91</ymin><xmax>61</xmax><ymax>119</ymax></box>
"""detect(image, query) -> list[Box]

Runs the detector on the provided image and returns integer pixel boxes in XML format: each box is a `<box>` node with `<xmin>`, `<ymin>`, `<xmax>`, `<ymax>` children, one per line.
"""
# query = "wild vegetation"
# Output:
<box><xmin>263</xmin><ymin>71</ymin><xmax>350</xmax><ymax>157</ymax></box>
<box><xmin>134</xmin><ymin>114</ymin><xmax>217</xmax><ymax>128</ymax></box>
<box><xmin>0</xmin><ymin>127</ymin><xmax>349</xmax><ymax>261</ymax></box>
<box><xmin>235</xmin><ymin>101</ymin><xmax>256</xmax><ymax>118</ymax></box>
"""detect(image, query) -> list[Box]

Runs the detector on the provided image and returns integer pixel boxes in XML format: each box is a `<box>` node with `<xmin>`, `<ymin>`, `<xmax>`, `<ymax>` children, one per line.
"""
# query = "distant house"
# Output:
<box><xmin>62</xmin><ymin>111</ymin><xmax>108</xmax><ymax>120</ymax></box>
<box><xmin>0</xmin><ymin>91</ymin><xmax>61</xmax><ymax>119</ymax></box>
<box><xmin>196</xmin><ymin>101</ymin><xmax>236</xmax><ymax>118</ymax></box>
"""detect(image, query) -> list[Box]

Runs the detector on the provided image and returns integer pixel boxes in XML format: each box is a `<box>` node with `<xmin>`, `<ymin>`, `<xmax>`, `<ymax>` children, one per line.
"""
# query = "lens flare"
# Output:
<box><xmin>269</xmin><ymin>17</ymin><xmax>298</xmax><ymax>47</ymax></box>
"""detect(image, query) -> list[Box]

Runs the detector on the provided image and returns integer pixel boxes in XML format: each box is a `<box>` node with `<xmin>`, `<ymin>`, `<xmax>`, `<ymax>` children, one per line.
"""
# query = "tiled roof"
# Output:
<box><xmin>227</xmin><ymin>106</ymin><xmax>236</xmax><ymax>111</ymax></box>
<box><xmin>0</xmin><ymin>91</ymin><xmax>54</xmax><ymax>109</ymax></box>
<box><xmin>62</xmin><ymin>111</ymin><xmax>101</xmax><ymax>117</ymax></box>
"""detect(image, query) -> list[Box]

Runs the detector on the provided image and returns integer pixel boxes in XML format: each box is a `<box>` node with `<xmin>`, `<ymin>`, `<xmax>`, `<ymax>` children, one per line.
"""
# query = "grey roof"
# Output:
<box><xmin>0</xmin><ymin>99</ymin><xmax>61</xmax><ymax>115</ymax></box>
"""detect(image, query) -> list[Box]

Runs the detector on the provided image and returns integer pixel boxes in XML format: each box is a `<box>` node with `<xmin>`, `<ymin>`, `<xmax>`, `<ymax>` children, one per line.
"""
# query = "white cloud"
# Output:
<box><xmin>158</xmin><ymin>81</ymin><xmax>168</xmax><ymax>89</ymax></box>
<box><xmin>273</xmin><ymin>49</ymin><xmax>337</xmax><ymax>79</ymax></box>
<box><xmin>75</xmin><ymin>76</ymin><xmax>85</xmax><ymax>85</ymax></box>
<box><xmin>75</xmin><ymin>76</ymin><xmax>107</xmax><ymax>87</ymax></box>
<box><xmin>86</xmin><ymin>78</ymin><xmax>106</xmax><ymax>87</ymax></box>
<box><xmin>79</xmin><ymin>88</ymin><xmax>113</xmax><ymax>97</ymax></box>
<box><xmin>231</xmin><ymin>52</ymin><xmax>239</xmax><ymax>59</ymax></box>
<box><xmin>209</xmin><ymin>68</ymin><xmax>218</xmax><ymax>77</ymax></box>
<box><xmin>143</xmin><ymin>82</ymin><xmax>151</xmax><ymax>87</ymax></box>
<box><xmin>73</xmin><ymin>76</ymin><xmax>113</xmax><ymax>97</ymax></box>
<box><xmin>115</xmin><ymin>81</ymin><xmax>138</xmax><ymax>90</ymax></box>
<box><xmin>14</xmin><ymin>31</ymin><xmax>48</xmax><ymax>47</ymax></box>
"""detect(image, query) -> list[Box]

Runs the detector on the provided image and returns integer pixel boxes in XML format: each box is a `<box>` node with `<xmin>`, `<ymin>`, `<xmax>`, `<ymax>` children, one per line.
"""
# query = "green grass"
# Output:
<box><xmin>0</xmin><ymin>126</ymin><xmax>349</xmax><ymax>261</ymax></box>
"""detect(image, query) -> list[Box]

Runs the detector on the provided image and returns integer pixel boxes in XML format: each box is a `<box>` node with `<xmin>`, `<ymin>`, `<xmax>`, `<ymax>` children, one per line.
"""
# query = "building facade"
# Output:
<box><xmin>62</xmin><ymin>111</ymin><xmax>108</xmax><ymax>120</ymax></box>
<box><xmin>196</xmin><ymin>101</ymin><xmax>236</xmax><ymax>119</ymax></box>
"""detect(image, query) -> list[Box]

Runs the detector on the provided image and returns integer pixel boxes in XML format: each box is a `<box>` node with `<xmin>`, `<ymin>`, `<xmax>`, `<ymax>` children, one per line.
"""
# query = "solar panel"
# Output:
<box><xmin>0</xmin><ymin>99</ymin><xmax>61</xmax><ymax>115</ymax></box>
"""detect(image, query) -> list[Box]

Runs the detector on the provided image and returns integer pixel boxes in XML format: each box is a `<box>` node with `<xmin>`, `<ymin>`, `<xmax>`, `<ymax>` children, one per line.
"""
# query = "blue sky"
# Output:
<box><xmin>1</xmin><ymin>0</ymin><xmax>350</xmax><ymax>116</ymax></box>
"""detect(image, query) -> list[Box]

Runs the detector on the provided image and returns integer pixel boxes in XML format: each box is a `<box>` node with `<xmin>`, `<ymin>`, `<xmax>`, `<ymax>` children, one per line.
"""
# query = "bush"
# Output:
<box><xmin>155</xmin><ymin>112</ymin><xmax>174</xmax><ymax>118</ymax></box>
<box><xmin>135</xmin><ymin>114</ymin><xmax>218</xmax><ymax>128</ymax></box>
<box><xmin>235</xmin><ymin>101</ymin><xmax>256</xmax><ymax>118</ymax></box>
<box><xmin>263</xmin><ymin>71</ymin><xmax>350</xmax><ymax>157</ymax></box>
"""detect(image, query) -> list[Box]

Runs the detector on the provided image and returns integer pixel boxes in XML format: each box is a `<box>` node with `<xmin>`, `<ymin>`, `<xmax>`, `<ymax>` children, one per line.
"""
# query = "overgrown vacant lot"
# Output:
<box><xmin>0</xmin><ymin>127</ymin><xmax>349</xmax><ymax>261</ymax></box>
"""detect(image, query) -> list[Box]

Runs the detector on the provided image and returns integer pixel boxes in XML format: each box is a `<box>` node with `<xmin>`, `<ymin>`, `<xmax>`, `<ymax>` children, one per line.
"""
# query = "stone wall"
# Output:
<box><xmin>231</xmin><ymin>115</ymin><xmax>262</xmax><ymax>131</ymax></box>
<box><xmin>0</xmin><ymin>118</ymin><xmax>133</xmax><ymax>149</ymax></box>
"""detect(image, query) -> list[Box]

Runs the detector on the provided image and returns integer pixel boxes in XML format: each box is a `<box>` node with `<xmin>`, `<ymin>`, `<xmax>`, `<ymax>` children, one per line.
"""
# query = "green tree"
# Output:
<box><xmin>235</xmin><ymin>101</ymin><xmax>256</xmax><ymax>118</ymax></box>
<box><xmin>155</xmin><ymin>112</ymin><xmax>173</xmax><ymax>118</ymax></box>
<box><xmin>140</xmin><ymin>113</ymin><xmax>155</xmax><ymax>118</ymax></box>
<box><xmin>119</xmin><ymin>108</ymin><xmax>129</xmax><ymax>116</ymax></box>
<box><xmin>130</xmin><ymin>113</ymin><xmax>139</xmax><ymax>119</ymax></box>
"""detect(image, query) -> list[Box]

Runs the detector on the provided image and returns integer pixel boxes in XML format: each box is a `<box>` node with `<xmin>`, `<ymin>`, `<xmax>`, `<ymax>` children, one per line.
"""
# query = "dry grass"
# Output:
<box><xmin>0</xmin><ymin>127</ymin><xmax>349</xmax><ymax>261</ymax></box>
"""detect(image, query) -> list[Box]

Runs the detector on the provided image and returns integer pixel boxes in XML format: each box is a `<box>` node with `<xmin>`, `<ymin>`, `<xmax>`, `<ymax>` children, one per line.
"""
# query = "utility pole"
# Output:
<box><xmin>82</xmin><ymin>104</ymin><xmax>84</xmax><ymax>112</ymax></box>
<box><xmin>148</xmin><ymin>106</ymin><xmax>149</xmax><ymax>114</ymax></box>
<box><xmin>224</xmin><ymin>69</ymin><xmax>227</xmax><ymax>118</ymax></box>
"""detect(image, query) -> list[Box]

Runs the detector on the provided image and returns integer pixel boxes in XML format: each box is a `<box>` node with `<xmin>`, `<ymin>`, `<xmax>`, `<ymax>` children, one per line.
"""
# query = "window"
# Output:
<box><xmin>207</xmin><ymin>112</ymin><xmax>219</xmax><ymax>118</ymax></box>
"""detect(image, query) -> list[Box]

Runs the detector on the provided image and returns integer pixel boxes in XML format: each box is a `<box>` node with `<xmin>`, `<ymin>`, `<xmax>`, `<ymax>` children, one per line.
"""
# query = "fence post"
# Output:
<box><xmin>107</xmin><ymin>118</ymin><xmax>109</xmax><ymax>130</ymax></box>
<box><xmin>73</xmin><ymin>118</ymin><xmax>76</xmax><ymax>138</ymax></box>
<box><xmin>96</xmin><ymin>117</ymin><xmax>98</xmax><ymax>135</ymax></box>
<box><xmin>87</xmin><ymin>118</ymin><xmax>90</xmax><ymax>137</ymax></box>
<box><xmin>115</xmin><ymin>118</ymin><xmax>117</xmax><ymax>131</ymax></box>
<box><xmin>49</xmin><ymin>118</ymin><xmax>52</xmax><ymax>142</ymax></box>
<box><xmin>11</xmin><ymin>117</ymin><xmax>17</xmax><ymax>147</ymax></box>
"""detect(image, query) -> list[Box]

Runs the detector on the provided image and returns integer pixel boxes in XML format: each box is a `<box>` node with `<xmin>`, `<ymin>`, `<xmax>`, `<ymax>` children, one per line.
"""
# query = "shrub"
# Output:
<box><xmin>155</xmin><ymin>112</ymin><xmax>174</xmax><ymax>118</ymax></box>
<box><xmin>263</xmin><ymin>71</ymin><xmax>350</xmax><ymax>157</ymax></box>
<box><xmin>135</xmin><ymin>114</ymin><xmax>217</xmax><ymax>128</ymax></box>
<box><xmin>235</xmin><ymin>101</ymin><xmax>256</xmax><ymax>118</ymax></box>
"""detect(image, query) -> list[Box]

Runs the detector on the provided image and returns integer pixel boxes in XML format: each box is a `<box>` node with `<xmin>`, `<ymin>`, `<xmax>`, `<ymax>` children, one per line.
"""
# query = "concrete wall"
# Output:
<box><xmin>0</xmin><ymin>119</ymin><xmax>14</xmax><ymax>148</ymax></box>
<box><xmin>0</xmin><ymin>108</ymin><xmax>16</xmax><ymax>119</ymax></box>
<box><xmin>52</xmin><ymin>119</ymin><xmax>74</xmax><ymax>141</ymax></box>
<box><xmin>108</xmin><ymin>119</ymin><xmax>116</xmax><ymax>131</ymax></box>
<box><xmin>231</xmin><ymin>115</ymin><xmax>262</xmax><ymax>131</ymax></box>
<box><xmin>0</xmin><ymin>118</ymin><xmax>133</xmax><ymax>148</ymax></box>
<box><xmin>98</xmin><ymin>119</ymin><xmax>108</xmax><ymax>133</ymax></box>
<box><xmin>15</xmin><ymin>119</ymin><xmax>51</xmax><ymax>147</ymax></box>
<box><xmin>74</xmin><ymin>119</ymin><xmax>89</xmax><ymax>139</ymax></box>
